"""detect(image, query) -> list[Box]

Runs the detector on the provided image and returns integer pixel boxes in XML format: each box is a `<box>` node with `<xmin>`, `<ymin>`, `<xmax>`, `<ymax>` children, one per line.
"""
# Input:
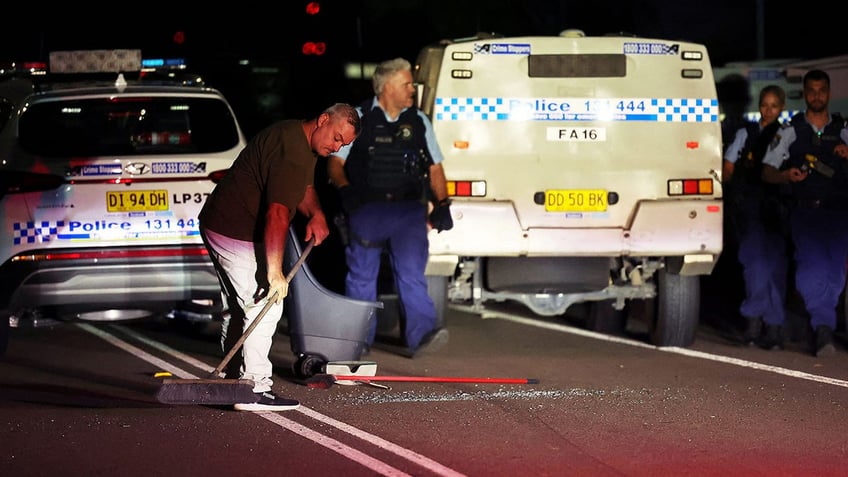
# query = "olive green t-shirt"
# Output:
<box><xmin>199</xmin><ymin>120</ymin><xmax>315</xmax><ymax>242</ymax></box>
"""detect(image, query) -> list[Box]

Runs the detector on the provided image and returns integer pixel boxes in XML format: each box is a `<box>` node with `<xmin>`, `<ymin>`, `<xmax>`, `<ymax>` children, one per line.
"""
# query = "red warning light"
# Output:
<box><xmin>173</xmin><ymin>31</ymin><xmax>185</xmax><ymax>45</ymax></box>
<box><xmin>305</xmin><ymin>2</ymin><xmax>320</xmax><ymax>15</ymax></box>
<box><xmin>302</xmin><ymin>41</ymin><xmax>327</xmax><ymax>56</ymax></box>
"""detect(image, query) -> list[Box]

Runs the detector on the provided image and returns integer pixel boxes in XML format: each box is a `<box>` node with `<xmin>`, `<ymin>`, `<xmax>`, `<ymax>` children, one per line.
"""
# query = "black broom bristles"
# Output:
<box><xmin>155</xmin><ymin>378</ymin><xmax>259</xmax><ymax>405</ymax></box>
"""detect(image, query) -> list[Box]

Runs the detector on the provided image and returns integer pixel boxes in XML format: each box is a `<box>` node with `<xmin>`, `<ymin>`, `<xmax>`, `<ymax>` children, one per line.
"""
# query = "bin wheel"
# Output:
<box><xmin>294</xmin><ymin>354</ymin><xmax>326</xmax><ymax>379</ymax></box>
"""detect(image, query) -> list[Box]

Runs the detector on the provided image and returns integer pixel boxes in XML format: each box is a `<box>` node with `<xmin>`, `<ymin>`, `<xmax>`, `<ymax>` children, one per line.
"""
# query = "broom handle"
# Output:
<box><xmin>212</xmin><ymin>237</ymin><xmax>315</xmax><ymax>377</ymax></box>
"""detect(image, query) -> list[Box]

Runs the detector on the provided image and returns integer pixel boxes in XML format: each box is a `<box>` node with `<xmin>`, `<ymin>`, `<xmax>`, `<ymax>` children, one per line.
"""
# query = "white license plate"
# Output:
<box><xmin>546</xmin><ymin>127</ymin><xmax>607</xmax><ymax>141</ymax></box>
<box><xmin>106</xmin><ymin>190</ymin><xmax>169</xmax><ymax>212</ymax></box>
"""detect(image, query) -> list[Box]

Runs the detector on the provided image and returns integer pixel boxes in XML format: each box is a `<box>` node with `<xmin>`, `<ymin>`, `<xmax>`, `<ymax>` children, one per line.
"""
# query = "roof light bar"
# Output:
<box><xmin>49</xmin><ymin>49</ymin><xmax>142</xmax><ymax>74</ymax></box>
<box><xmin>141</xmin><ymin>58</ymin><xmax>187</xmax><ymax>69</ymax></box>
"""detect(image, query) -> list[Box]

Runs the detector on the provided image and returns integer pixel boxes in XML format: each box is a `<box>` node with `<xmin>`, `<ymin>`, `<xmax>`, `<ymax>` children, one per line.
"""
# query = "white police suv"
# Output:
<box><xmin>0</xmin><ymin>50</ymin><xmax>246</xmax><ymax>354</ymax></box>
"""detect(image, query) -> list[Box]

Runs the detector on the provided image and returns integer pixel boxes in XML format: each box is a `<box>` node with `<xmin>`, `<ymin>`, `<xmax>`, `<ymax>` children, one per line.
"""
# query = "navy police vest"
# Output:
<box><xmin>735</xmin><ymin>121</ymin><xmax>779</xmax><ymax>189</ymax></box>
<box><xmin>345</xmin><ymin>101</ymin><xmax>432</xmax><ymax>202</ymax></box>
<box><xmin>784</xmin><ymin>112</ymin><xmax>848</xmax><ymax>207</ymax></box>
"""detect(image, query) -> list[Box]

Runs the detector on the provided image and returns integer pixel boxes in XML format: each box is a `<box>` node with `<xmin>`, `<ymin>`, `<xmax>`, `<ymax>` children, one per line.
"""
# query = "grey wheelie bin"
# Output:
<box><xmin>283</xmin><ymin>226</ymin><xmax>383</xmax><ymax>378</ymax></box>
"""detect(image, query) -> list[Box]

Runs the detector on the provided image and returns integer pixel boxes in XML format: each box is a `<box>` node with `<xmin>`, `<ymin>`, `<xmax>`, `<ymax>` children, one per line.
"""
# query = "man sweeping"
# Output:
<box><xmin>199</xmin><ymin>103</ymin><xmax>361</xmax><ymax>411</ymax></box>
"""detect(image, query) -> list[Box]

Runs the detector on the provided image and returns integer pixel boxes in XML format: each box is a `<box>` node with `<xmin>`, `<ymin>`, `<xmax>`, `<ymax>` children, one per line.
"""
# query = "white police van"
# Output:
<box><xmin>0</xmin><ymin>50</ymin><xmax>246</xmax><ymax>354</ymax></box>
<box><xmin>415</xmin><ymin>30</ymin><xmax>723</xmax><ymax>347</ymax></box>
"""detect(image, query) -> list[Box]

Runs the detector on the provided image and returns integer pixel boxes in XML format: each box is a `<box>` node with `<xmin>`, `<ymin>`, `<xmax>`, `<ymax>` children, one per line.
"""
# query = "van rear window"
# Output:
<box><xmin>528</xmin><ymin>54</ymin><xmax>626</xmax><ymax>78</ymax></box>
<box><xmin>18</xmin><ymin>97</ymin><xmax>240</xmax><ymax>157</ymax></box>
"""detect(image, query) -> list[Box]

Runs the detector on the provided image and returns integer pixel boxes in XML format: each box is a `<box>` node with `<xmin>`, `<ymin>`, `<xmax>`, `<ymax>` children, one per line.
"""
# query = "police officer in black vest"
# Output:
<box><xmin>328</xmin><ymin>58</ymin><xmax>452</xmax><ymax>358</ymax></box>
<box><xmin>762</xmin><ymin>69</ymin><xmax>848</xmax><ymax>357</ymax></box>
<box><xmin>723</xmin><ymin>85</ymin><xmax>789</xmax><ymax>349</ymax></box>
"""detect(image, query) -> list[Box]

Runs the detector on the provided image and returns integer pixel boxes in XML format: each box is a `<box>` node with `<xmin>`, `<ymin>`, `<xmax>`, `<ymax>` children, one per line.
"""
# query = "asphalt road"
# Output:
<box><xmin>2</xmin><ymin>278</ymin><xmax>848</xmax><ymax>476</ymax></box>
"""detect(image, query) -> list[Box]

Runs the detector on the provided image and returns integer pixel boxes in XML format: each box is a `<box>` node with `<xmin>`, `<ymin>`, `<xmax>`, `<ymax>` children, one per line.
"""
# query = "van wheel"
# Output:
<box><xmin>648</xmin><ymin>268</ymin><xmax>700</xmax><ymax>347</ymax></box>
<box><xmin>587</xmin><ymin>299</ymin><xmax>626</xmax><ymax>335</ymax></box>
<box><xmin>427</xmin><ymin>275</ymin><xmax>448</xmax><ymax>328</ymax></box>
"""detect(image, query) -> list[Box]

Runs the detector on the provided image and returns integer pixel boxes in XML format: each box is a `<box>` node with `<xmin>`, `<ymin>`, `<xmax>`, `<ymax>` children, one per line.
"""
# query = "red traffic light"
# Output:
<box><xmin>302</xmin><ymin>41</ymin><xmax>327</xmax><ymax>56</ymax></box>
<box><xmin>305</xmin><ymin>2</ymin><xmax>320</xmax><ymax>15</ymax></box>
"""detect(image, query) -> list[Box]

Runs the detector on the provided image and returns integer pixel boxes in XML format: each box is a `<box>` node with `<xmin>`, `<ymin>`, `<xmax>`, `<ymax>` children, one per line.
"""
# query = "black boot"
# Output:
<box><xmin>742</xmin><ymin>317</ymin><xmax>762</xmax><ymax>346</ymax></box>
<box><xmin>757</xmin><ymin>324</ymin><xmax>784</xmax><ymax>351</ymax></box>
<box><xmin>812</xmin><ymin>325</ymin><xmax>835</xmax><ymax>357</ymax></box>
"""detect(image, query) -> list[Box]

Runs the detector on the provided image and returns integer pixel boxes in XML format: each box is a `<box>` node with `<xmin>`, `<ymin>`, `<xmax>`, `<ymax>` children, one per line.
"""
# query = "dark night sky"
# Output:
<box><xmin>1</xmin><ymin>1</ymin><xmax>844</xmax><ymax>67</ymax></box>
<box><xmin>1</xmin><ymin>1</ymin><xmax>844</xmax><ymax>130</ymax></box>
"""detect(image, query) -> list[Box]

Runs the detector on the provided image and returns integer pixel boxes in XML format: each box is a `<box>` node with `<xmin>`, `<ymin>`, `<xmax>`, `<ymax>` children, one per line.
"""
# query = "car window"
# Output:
<box><xmin>18</xmin><ymin>96</ymin><xmax>240</xmax><ymax>157</ymax></box>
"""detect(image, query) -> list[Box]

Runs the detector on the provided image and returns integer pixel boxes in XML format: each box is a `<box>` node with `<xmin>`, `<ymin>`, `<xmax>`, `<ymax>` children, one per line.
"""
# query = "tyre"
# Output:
<box><xmin>427</xmin><ymin>275</ymin><xmax>448</xmax><ymax>328</ymax></box>
<box><xmin>587</xmin><ymin>299</ymin><xmax>627</xmax><ymax>335</ymax></box>
<box><xmin>648</xmin><ymin>268</ymin><xmax>700</xmax><ymax>347</ymax></box>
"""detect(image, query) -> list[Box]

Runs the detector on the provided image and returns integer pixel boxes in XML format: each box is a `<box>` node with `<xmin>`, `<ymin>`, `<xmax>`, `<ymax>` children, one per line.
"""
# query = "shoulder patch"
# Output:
<box><xmin>769</xmin><ymin>133</ymin><xmax>782</xmax><ymax>151</ymax></box>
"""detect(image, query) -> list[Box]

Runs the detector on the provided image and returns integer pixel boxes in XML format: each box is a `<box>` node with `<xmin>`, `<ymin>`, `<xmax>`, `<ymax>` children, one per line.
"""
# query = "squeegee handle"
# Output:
<box><xmin>334</xmin><ymin>375</ymin><xmax>539</xmax><ymax>384</ymax></box>
<box><xmin>212</xmin><ymin>238</ymin><xmax>315</xmax><ymax>377</ymax></box>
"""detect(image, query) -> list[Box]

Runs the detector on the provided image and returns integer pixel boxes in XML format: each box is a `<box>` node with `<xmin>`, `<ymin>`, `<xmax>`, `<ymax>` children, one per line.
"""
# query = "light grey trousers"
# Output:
<box><xmin>200</xmin><ymin>227</ymin><xmax>284</xmax><ymax>393</ymax></box>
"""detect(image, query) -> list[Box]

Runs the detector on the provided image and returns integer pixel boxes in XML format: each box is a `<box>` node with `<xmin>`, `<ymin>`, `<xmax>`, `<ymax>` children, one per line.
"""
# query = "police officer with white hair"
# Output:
<box><xmin>328</xmin><ymin>57</ymin><xmax>452</xmax><ymax>358</ymax></box>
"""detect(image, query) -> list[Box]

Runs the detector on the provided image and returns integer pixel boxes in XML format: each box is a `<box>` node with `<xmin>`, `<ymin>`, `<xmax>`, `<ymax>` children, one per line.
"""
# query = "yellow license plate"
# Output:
<box><xmin>545</xmin><ymin>189</ymin><xmax>607</xmax><ymax>212</ymax></box>
<box><xmin>106</xmin><ymin>190</ymin><xmax>169</xmax><ymax>212</ymax></box>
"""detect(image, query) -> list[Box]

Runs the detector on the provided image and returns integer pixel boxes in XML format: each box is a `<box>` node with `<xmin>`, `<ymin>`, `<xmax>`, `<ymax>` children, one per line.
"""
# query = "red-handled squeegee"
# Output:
<box><xmin>306</xmin><ymin>374</ymin><xmax>539</xmax><ymax>389</ymax></box>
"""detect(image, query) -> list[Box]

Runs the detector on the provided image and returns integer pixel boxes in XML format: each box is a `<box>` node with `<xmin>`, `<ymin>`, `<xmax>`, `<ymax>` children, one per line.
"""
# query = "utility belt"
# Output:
<box><xmin>795</xmin><ymin>198</ymin><xmax>825</xmax><ymax>209</ymax></box>
<box><xmin>792</xmin><ymin>197</ymin><xmax>848</xmax><ymax>211</ymax></box>
<box><xmin>362</xmin><ymin>188</ymin><xmax>423</xmax><ymax>203</ymax></box>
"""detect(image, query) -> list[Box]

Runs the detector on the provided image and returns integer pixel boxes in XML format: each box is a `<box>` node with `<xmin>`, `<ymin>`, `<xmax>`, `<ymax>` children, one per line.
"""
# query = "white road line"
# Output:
<box><xmin>85</xmin><ymin>309</ymin><xmax>848</xmax><ymax>477</ymax></box>
<box><xmin>77</xmin><ymin>323</ymin><xmax>200</xmax><ymax>379</ymax></box>
<box><xmin>296</xmin><ymin>406</ymin><xmax>467</xmax><ymax>477</ymax></box>
<box><xmin>258</xmin><ymin>412</ymin><xmax>412</xmax><ymax>477</ymax></box>
<box><xmin>108</xmin><ymin>324</ymin><xmax>217</xmax><ymax>375</ymax></box>
<box><xmin>663</xmin><ymin>346</ymin><xmax>848</xmax><ymax>388</ymax></box>
<box><xmin>459</xmin><ymin>305</ymin><xmax>848</xmax><ymax>389</ymax></box>
<box><xmin>454</xmin><ymin>304</ymin><xmax>657</xmax><ymax>349</ymax></box>
<box><xmin>82</xmin><ymin>323</ymin><xmax>467</xmax><ymax>477</ymax></box>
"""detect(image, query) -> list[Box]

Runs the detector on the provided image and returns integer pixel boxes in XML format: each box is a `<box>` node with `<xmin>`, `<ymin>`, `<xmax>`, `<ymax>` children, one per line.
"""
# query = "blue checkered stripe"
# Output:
<box><xmin>434</xmin><ymin>97</ymin><xmax>718</xmax><ymax>122</ymax></box>
<box><xmin>13</xmin><ymin>221</ymin><xmax>65</xmax><ymax>245</ymax></box>
<box><xmin>435</xmin><ymin>97</ymin><xmax>511</xmax><ymax>121</ymax></box>
<box><xmin>653</xmin><ymin>98</ymin><xmax>718</xmax><ymax>122</ymax></box>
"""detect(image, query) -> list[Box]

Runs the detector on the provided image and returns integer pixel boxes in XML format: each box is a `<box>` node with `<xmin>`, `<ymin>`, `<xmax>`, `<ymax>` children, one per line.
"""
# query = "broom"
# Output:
<box><xmin>155</xmin><ymin>238</ymin><xmax>314</xmax><ymax>405</ymax></box>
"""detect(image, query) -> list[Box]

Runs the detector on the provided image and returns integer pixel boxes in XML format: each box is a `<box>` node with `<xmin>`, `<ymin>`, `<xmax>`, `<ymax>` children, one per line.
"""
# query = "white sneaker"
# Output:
<box><xmin>234</xmin><ymin>391</ymin><xmax>300</xmax><ymax>411</ymax></box>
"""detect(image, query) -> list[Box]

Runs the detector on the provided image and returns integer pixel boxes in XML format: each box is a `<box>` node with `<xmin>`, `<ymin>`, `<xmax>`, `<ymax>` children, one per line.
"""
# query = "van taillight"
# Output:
<box><xmin>0</xmin><ymin>171</ymin><xmax>65</xmax><ymax>195</ymax></box>
<box><xmin>667</xmin><ymin>178</ymin><xmax>713</xmax><ymax>196</ymax></box>
<box><xmin>447</xmin><ymin>180</ymin><xmax>486</xmax><ymax>197</ymax></box>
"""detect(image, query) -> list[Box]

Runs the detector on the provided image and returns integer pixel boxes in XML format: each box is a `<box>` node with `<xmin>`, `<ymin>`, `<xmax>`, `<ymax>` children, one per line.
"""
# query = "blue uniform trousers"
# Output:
<box><xmin>345</xmin><ymin>201</ymin><xmax>436</xmax><ymax>349</ymax></box>
<box><xmin>789</xmin><ymin>207</ymin><xmax>848</xmax><ymax>330</ymax></box>
<box><xmin>733</xmin><ymin>199</ymin><xmax>788</xmax><ymax>326</ymax></box>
